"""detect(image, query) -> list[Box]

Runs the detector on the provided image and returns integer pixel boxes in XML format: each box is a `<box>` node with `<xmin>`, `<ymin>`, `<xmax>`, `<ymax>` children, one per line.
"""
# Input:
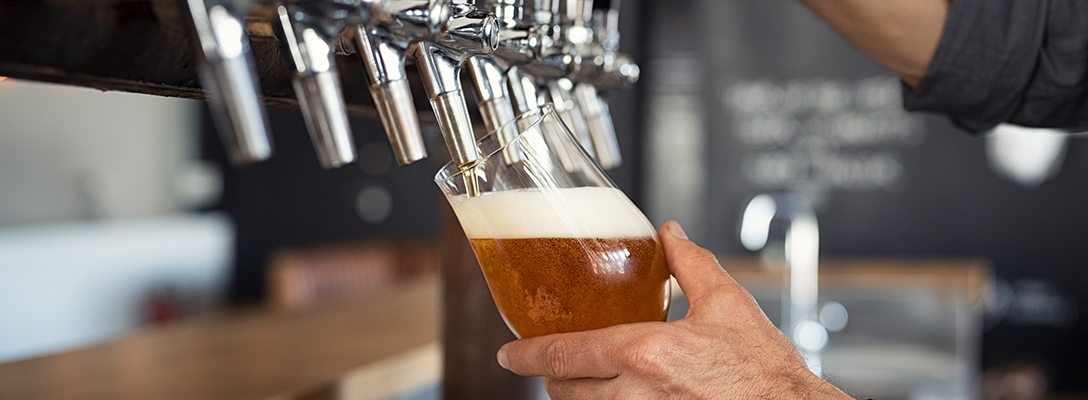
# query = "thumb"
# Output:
<box><xmin>659</xmin><ymin>221</ymin><xmax>739</xmax><ymax>304</ymax></box>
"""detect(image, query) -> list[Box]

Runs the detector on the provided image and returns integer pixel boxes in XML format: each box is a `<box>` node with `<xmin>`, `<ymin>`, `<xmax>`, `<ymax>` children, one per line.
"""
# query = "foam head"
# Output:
<box><xmin>448</xmin><ymin>186</ymin><xmax>656</xmax><ymax>239</ymax></box>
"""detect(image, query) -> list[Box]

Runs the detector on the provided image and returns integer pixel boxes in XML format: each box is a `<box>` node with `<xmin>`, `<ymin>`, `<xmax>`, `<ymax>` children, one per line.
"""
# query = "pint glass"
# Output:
<box><xmin>435</xmin><ymin>104</ymin><xmax>671</xmax><ymax>339</ymax></box>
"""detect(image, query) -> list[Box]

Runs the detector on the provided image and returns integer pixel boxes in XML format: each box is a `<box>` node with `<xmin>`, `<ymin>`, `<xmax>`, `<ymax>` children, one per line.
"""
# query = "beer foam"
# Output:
<box><xmin>448</xmin><ymin>186</ymin><xmax>656</xmax><ymax>239</ymax></box>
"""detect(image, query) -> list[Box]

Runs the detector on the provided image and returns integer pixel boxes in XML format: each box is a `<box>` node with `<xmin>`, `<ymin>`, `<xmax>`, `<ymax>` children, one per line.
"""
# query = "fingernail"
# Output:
<box><xmin>669</xmin><ymin>221</ymin><xmax>688</xmax><ymax>239</ymax></box>
<box><xmin>497</xmin><ymin>348</ymin><xmax>510</xmax><ymax>370</ymax></box>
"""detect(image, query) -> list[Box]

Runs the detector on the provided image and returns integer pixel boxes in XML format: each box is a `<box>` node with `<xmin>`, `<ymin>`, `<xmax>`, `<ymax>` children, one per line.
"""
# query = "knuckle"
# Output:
<box><xmin>543</xmin><ymin>338</ymin><xmax>573</xmax><ymax>379</ymax></box>
<box><xmin>620</xmin><ymin>332</ymin><xmax>672</xmax><ymax>374</ymax></box>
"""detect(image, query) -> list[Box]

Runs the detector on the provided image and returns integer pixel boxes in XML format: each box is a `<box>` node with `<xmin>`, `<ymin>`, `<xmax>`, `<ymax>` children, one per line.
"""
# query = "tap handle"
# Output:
<box><xmin>277</xmin><ymin>4</ymin><xmax>356</xmax><ymax>169</ymax></box>
<box><xmin>440</xmin><ymin>3</ymin><xmax>500</xmax><ymax>58</ymax></box>
<box><xmin>467</xmin><ymin>57</ymin><xmax>518</xmax><ymax>142</ymax></box>
<box><xmin>506</xmin><ymin>66</ymin><xmax>541</xmax><ymax>116</ymax></box>
<box><xmin>350</xmin><ymin>0</ymin><xmax>454</xmax><ymax>166</ymax></box>
<box><xmin>184</xmin><ymin>0</ymin><xmax>272</xmax><ymax>166</ymax></box>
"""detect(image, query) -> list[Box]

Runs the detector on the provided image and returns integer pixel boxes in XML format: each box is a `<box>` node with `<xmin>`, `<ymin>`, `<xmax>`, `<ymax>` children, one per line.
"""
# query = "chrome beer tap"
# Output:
<box><xmin>276</xmin><ymin>0</ymin><xmax>376</xmax><ymax>169</ymax></box>
<box><xmin>409</xmin><ymin>1</ymin><xmax>499</xmax><ymax>168</ymax></box>
<box><xmin>351</xmin><ymin>0</ymin><xmax>451</xmax><ymax>165</ymax></box>
<box><xmin>503</xmin><ymin>0</ymin><xmax>577</xmax><ymax>123</ymax></box>
<box><xmin>466</xmin><ymin>0</ymin><xmax>545</xmax><ymax>145</ymax></box>
<box><xmin>183</xmin><ymin>0</ymin><xmax>273</xmax><ymax>166</ymax></box>
<box><xmin>572</xmin><ymin>2</ymin><xmax>637</xmax><ymax>169</ymax></box>
<box><xmin>539</xmin><ymin>0</ymin><xmax>597</xmax><ymax>154</ymax></box>
<box><xmin>740</xmin><ymin>193</ymin><xmax>825</xmax><ymax>375</ymax></box>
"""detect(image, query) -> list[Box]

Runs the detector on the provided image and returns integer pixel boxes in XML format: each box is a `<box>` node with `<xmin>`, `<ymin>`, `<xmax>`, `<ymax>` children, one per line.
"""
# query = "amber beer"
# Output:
<box><xmin>450</xmin><ymin>186</ymin><xmax>671</xmax><ymax>339</ymax></box>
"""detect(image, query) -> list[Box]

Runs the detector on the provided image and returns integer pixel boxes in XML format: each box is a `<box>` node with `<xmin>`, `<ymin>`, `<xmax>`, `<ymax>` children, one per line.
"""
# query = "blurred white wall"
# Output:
<box><xmin>0</xmin><ymin>79</ymin><xmax>199</xmax><ymax>225</ymax></box>
<box><xmin>0</xmin><ymin>79</ymin><xmax>232</xmax><ymax>362</ymax></box>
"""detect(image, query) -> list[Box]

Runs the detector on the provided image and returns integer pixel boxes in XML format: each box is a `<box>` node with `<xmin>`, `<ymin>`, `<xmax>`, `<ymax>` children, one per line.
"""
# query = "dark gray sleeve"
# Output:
<box><xmin>902</xmin><ymin>0</ymin><xmax>1088</xmax><ymax>133</ymax></box>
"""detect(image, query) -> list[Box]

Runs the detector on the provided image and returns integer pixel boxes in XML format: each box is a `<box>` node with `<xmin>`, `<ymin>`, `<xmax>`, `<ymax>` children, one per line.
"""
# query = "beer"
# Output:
<box><xmin>450</xmin><ymin>186</ymin><xmax>671</xmax><ymax>339</ymax></box>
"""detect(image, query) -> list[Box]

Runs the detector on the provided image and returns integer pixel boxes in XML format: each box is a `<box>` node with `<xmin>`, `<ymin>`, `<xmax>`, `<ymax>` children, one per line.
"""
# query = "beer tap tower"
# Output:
<box><xmin>409</xmin><ymin>1</ymin><xmax>497</xmax><ymax>170</ymax></box>
<box><xmin>176</xmin><ymin>0</ymin><xmax>631</xmax><ymax>397</ymax></box>
<box><xmin>545</xmin><ymin>0</ymin><xmax>636</xmax><ymax>169</ymax></box>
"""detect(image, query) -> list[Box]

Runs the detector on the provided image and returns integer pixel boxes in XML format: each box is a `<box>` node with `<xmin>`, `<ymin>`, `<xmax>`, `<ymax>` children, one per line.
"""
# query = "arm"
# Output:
<box><xmin>796</xmin><ymin>0</ymin><xmax>951</xmax><ymax>88</ymax></box>
<box><xmin>496</xmin><ymin>221</ymin><xmax>853</xmax><ymax>399</ymax></box>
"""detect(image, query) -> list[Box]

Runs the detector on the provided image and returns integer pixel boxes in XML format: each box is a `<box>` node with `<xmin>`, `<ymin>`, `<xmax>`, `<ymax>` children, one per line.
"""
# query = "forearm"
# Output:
<box><xmin>796</xmin><ymin>0</ymin><xmax>951</xmax><ymax>87</ymax></box>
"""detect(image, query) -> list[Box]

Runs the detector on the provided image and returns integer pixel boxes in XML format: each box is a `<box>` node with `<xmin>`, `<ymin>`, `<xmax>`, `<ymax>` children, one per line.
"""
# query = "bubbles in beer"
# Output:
<box><xmin>450</xmin><ymin>187</ymin><xmax>670</xmax><ymax>339</ymax></box>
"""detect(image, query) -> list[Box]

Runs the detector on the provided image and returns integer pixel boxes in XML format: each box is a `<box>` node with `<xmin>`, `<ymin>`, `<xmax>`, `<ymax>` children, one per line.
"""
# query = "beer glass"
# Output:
<box><xmin>435</xmin><ymin>104</ymin><xmax>671</xmax><ymax>339</ymax></box>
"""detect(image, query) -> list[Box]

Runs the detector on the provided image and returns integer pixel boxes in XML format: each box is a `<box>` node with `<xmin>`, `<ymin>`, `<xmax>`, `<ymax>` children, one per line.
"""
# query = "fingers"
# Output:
<box><xmin>498</xmin><ymin>328</ymin><xmax>629</xmax><ymax>379</ymax></box>
<box><xmin>659</xmin><ymin>220</ymin><xmax>739</xmax><ymax>302</ymax></box>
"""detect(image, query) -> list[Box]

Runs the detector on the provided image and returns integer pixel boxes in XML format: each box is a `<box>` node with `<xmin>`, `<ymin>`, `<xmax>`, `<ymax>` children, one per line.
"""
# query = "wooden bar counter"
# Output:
<box><xmin>0</xmin><ymin>278</ymin><xmax>441</xmax><ymax>400</ymax></box>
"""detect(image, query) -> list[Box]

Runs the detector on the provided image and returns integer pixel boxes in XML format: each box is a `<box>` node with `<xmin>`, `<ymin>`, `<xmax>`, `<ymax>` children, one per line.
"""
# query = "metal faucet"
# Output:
<box><xmin>740</xmin><ymin>193</ymin><xmax>826</xmax><ymax>375</ymax></box>
<box><xmin>276</xmin><ymin>0</ymin><xmax>375</xmax><ymax>169</ymax></box>
<box><xmin>351</xmin><ymin>0</ymin><xmax>452</xmax><ymax>165</ymax></box>
<box><xmin>487</xmin><ymin>0</ymin><xmax>577</xmax><ymax>129</ymax></box>
<box><xmin>466</xmin><ymin>0</ymin><xmax>540</xmax><ymax>146</ymax></box>
<box><xmin>182</xmin><ymin>0</ymin><xmax>273</xmax><ymax>166</ymax></box>
<box><xmin>568</xmin><ymin>0</ymin><xmax>636</xmax><ymax>170</ymax></box>
<box><xmin>409</xmin><ymin>1</ymin><xmax>499</xmax><ymax>168</ymax></box>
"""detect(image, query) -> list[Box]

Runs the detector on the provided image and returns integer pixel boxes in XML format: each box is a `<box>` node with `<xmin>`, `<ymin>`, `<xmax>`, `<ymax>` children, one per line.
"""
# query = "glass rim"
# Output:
<box><xmin>435</xmin><ymin>102</ymin><xmax>559</xmax><ymax>183</ymax></box>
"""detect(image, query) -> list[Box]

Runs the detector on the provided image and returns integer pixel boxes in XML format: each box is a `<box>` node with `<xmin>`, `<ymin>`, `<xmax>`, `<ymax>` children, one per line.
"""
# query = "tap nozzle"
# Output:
<box><xmin>353</xmin><ymin>0</ymin><xmax>451</xmax><ymax>165</ymax></box>
<box><xmin>467</xmin><ymin>56</ymin><xmax>518</xmax><ymax>143</ymax></box>
<box><xmin>277</xmin><ymin>2</ymin><xmax>360</xmax><ymax>169</ymax></box>
<box><xmin>467</xmin><ymin>0</ymin><xmax>549</xmax><ymax>144</ymax></box>
<box><xmin>183</xmin><ymin>0</ymin><xmax>272</xmax><ymax>166</ymax></box>
<box><xmin>546</xmin><ymin>78</ymin><xmax>595</xmax><ymax>158</ymax></box>
<box><xmin>411</xmin><ymin>3</ymin><xmax>499</xmax><ymax>168</ymax></box>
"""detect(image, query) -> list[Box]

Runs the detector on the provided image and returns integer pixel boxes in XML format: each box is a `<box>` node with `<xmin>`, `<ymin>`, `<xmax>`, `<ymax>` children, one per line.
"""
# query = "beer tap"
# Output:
<box><xmin>409</xmin><ymin>1</ymin><xmax>499</xmax><ymax>169</ymax></box>
<box><xmin>534</xmin><ymin>0</ymin><xmax>598</xmax><ymax>155</ymax></box>
<box><xmin>465</xmin><ymin>0</ymin><xmax>543</xmax><ymax>145</ymax></box>
<box><xmin>351</xmin><ymin>0</ymin><xmax>452</xmax><ymax>165</ymax></box>
<box><xmin>182</xmin><ymin>0</ymin><xmax>273</xmax><ymax>166</ymax></box>
<box><xmin>501</xmin><ymin>0</ymin><xmax>578</xmax><ymax>126</ymax></box>
<box><xmin>572</xmin><ymin>1</ymin><xmax>637</xmax><ymax>169</ymax></box>
<box><xmin>276</xmin><ymin>0</ymin><xmax>374</xmax><ymax>169</ymax></box>
<box><xmin>740</xmin><ymin>193</ymin><xmax>825</xmax><ymax>375</ymax></box>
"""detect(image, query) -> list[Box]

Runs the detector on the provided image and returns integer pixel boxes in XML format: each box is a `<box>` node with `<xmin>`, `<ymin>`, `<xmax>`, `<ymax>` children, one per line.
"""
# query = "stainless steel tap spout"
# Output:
<box><xmin>277</xmin><ymin>2</ymin><xmax>361</xmax><ymax>169</ymax></box>
<box><xmin>411</xmin><ymin>3</ymin><xmax>498</xmax><ymax>168</ymax></box>
<box><xmin>184</xmin><ymin>0</ymin><xmax>272</xmax><ymax>166</ymax></box>
<box><xmin>353</xmin><ymin>0</ymin><xmax>451</xmax><ymax>165</ymax></box>
<box><xmin>740</xmin><ymin>193</ymin><xmax>825</xmax><ymax>375</ymax></box>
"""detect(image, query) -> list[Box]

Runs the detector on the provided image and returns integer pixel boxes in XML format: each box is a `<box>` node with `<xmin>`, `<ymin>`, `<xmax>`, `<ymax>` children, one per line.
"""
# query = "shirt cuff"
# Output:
<box><xmin>902</xmin><ymin>0</ymin><xmax>1048</xmax><ymax>133</ymax></box>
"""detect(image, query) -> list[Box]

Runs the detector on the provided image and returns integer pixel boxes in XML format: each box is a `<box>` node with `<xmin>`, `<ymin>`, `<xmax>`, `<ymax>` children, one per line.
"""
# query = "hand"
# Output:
<box><xmin>496</xmin><ymin>220</ymin><xmax>853</xmax><ymax>399</ymax></box>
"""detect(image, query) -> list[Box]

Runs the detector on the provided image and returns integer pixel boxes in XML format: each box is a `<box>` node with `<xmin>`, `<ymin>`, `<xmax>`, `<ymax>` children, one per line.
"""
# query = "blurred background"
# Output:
<box><xmin>1</xmin><ymin>0</ymin><xmax>1085</xmax><ymax>399</ymax></box>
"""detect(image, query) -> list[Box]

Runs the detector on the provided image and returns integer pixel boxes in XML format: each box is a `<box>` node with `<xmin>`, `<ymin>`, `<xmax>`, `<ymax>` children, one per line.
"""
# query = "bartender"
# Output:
<box><xmin>495</xmin><ymin>0</ymin><xmax>1088</xmax><ymax>398</ymax></box>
